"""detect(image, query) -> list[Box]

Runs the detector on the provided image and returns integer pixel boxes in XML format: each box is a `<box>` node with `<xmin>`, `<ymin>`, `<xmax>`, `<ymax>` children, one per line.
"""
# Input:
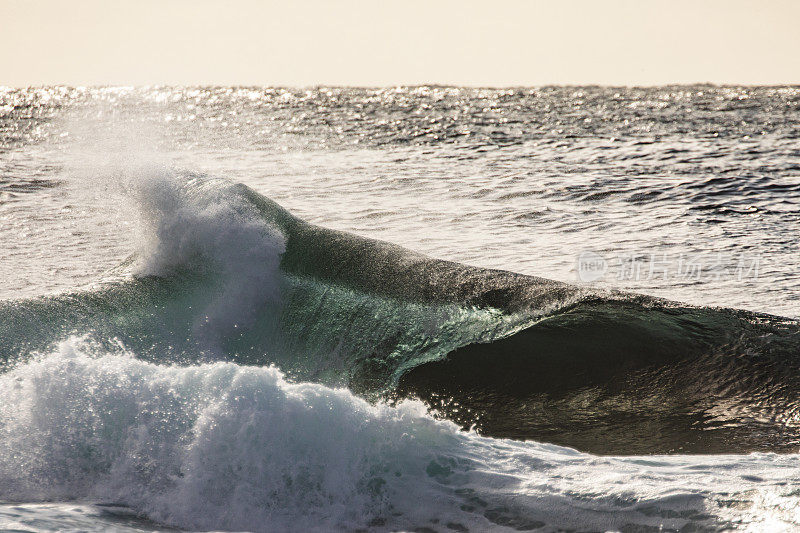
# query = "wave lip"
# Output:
<box><xmin>398</xmin><ymin>298</ymin><xmax>800</xmax><ymax>454</ymax></box>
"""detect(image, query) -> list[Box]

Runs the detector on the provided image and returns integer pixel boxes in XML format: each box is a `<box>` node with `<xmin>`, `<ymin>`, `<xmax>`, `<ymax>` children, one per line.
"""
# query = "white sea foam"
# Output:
<box><xmin>1</xmin><ymin>338</ymin><xmax>799</xmax><ymax>532</ymax></box>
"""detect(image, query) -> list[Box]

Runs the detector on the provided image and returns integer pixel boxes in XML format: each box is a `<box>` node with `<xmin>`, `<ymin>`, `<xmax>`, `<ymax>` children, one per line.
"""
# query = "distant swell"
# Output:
<box><xmin>1</xmin><ymin>173</ymin><xmax>799</xmax><ymax>455</ymax></box>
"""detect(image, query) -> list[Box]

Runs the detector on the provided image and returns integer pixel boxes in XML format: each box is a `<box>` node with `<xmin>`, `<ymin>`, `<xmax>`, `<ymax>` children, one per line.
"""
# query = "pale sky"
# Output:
<box><xmin>2</xmin><ymin>0</ymin><xmax>799</xmax><ymax>87</ymax></box>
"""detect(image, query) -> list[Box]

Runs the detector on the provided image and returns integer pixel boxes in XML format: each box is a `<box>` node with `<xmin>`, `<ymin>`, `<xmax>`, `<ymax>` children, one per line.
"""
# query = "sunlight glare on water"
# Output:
<box><xmin>1</xmin><ymin>86</ymin><xmax>798</xmax><ymax>316</ymax></box>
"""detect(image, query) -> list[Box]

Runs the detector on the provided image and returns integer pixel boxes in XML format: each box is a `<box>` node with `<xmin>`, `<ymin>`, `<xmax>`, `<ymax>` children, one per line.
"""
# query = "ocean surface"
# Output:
<box><xmin>0</xmin><ymin>86</ymin><xmax>799</xmax><ymax>531</ymax></box>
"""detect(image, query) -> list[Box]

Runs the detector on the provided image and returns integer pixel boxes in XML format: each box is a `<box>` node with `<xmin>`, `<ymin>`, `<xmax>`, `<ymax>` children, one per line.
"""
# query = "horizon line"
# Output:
<box><xmin>4</xmin><ymin>82</ymin><xmax>800</xmax><ymax>90</ymax></box>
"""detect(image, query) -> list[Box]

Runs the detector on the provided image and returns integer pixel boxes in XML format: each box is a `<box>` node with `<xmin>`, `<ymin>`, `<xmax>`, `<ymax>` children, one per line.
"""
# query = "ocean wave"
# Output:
<box><xmin>1</xmin><ymin>172</ymin><xmax>799</xmax><ymax>455</ymax></box>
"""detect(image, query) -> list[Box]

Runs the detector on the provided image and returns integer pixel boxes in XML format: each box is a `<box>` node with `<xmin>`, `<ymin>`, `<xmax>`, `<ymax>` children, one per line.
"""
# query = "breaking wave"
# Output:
<box><xmin>1</xmin><ymin>171</ymin><xmax>799</xmax><ymax>456</ymax></box>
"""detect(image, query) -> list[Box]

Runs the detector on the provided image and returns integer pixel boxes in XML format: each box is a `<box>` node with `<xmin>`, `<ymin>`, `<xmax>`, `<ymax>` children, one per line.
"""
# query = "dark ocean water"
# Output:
<box><xmin>1</xmin><ymin>86</ymin><xmax>799</xmax><ymax>531</ymax></box>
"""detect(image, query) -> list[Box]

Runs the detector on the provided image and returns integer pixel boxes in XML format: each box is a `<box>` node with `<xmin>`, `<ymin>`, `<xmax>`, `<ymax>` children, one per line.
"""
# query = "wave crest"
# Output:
<box><xmin>131</xmin><ymin>171</ymin><xmax>285</xmax><ymax>352</ymax></box>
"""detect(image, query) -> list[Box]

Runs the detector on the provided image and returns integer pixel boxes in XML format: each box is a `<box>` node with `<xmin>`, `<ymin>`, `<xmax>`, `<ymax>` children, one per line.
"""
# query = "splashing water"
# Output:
<box><xmin>130</xmin><ymin>171</ymin><xmax>285</xmax><ymax>352</ymax></box>
<box><xmin>1</xmin><ymin>338</ymin><xmax>800</xmax><ymax>532</ymax></box>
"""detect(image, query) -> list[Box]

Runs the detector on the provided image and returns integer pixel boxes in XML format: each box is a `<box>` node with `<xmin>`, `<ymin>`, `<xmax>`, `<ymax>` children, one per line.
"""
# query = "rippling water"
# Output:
<box><xmin>2</xmin><ymin>86</ymin><xmax>799</xmax><ymax>315</ymax></box>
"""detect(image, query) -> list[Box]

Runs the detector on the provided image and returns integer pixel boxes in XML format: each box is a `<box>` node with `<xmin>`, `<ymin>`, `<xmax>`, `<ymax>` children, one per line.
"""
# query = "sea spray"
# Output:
<box><xmin>129</xmin><ymin>171</ymin><xmax>285</xmax><ymax>354</ymax></box>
